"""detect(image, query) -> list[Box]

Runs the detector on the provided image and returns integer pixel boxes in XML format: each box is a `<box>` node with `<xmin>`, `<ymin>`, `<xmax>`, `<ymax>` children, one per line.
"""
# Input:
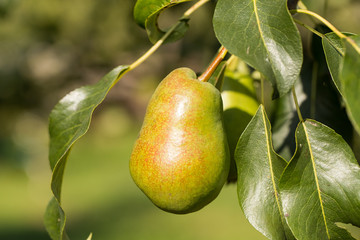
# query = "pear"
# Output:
<box><xmin>130</xmin><ymin>67</ymin><xmax>230</xmax><ymax>214</ymax></box>
<box><xmin>221</xmin><ymin>62</ymin><xmax>259</xmax><ymax>183</ymax></box>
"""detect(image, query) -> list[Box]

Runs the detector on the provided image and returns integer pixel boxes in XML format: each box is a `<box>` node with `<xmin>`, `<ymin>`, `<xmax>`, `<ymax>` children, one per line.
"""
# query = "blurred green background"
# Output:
<box><xmin>0</xmin><ymin>0</ymin><xmax>359</xmax><ymax>239</ymax></box>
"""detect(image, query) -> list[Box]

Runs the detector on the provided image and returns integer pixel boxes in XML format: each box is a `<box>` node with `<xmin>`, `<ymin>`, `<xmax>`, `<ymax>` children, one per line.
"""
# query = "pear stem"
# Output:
<box><xmin>198</xmin><ymin>46</ymin><xmax>228</xmax><ymax>82</ymax></box>
<box><xmin>128</xmin><ymin>0</ymin><xmax>210</xmax><ymax>71</ymax></box>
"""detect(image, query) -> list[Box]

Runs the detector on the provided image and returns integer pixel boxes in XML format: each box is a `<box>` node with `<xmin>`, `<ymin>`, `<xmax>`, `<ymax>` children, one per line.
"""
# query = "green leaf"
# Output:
<box><xmin>322</xmin><ymin>32</ymin><xmax>355</xmax><ymax>94</ymax></box>
<box><xmin>341</xmin><ymin>36</ymin><xmax>360</xmax><ymax>135</ymax></box>
<box><xmin>322</xmin><ymin>33</ymin><xmax>344</xmax><ymax>92</ymax></box>
<box><xmin>235</xmin><ymin>105</ymin><xmax>294</xmax><ymax>239</ymax></box>
<box><xmin>133</xmin><ymin>0</ymin><xmax>192</xmax><ymax>43</ymax></box>
<box><xmin>271</xmin><ymin>54</ymin><xmax>354</xmax><ymax>161</ymax></box>
<box><xmin>213</xmin><ymin>0</ymin><xmax>303</xmax><ymax>97</ymax></box>
<box><xmin>280</xmin><ymin>120</ymin><xmax>360</xmax><ymax>240</ymax></box>
<box><xmin>44</xmin><ymin>65</ymin><xmax>129</xmax><ymax>240</ymax></box>
<box><xmin>44</xmin><ymin>197</ymin><xmax>66</xmax><ymax>240</ymax></box>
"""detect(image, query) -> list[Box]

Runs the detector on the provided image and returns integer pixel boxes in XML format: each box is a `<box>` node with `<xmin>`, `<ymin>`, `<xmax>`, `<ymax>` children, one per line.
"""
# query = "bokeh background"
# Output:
<box><xmin>0</xmin><ymin>0</ymin><xmax>359</xmax><ymax>239</ymax></box>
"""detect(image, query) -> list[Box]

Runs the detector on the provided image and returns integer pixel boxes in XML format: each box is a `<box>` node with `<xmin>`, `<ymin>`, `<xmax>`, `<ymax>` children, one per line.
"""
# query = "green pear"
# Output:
<box><xmin>130</xmin><ymin>67</ymin><xmax>230</xmax><ymax>214</ymax></box>
<box><xmin>222</xmin><ymin>63</ymin><xmax>259</xmax><ymax>183</ymax></box>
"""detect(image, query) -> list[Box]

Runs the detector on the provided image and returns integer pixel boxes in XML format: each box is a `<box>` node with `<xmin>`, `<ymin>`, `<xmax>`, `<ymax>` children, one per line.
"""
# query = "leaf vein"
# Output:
<box><xmin>303</xmin><ymin>122</ymin><xmax>331</xmax><ymax>239</ymax></box>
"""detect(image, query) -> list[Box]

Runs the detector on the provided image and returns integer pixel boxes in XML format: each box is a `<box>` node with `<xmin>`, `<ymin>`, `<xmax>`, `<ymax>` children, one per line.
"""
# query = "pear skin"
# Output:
<box><xmin>130</xmin><ymin>67</ymin><xmax>230</xmax><ymax>214</ymax></box>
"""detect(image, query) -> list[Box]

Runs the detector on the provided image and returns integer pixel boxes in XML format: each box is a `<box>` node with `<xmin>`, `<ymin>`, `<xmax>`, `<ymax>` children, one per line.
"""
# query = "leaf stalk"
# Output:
<box><xmin>292</xmin><ymin>19</ymin><xmax>324</xmax><ymax>38</ymax></box>
<box><xmin>292</xmin><ymin>87</ymin><xmax>304</xmax><ymax>122</ymax></box>
<box><xmin>128</xmin><ymin>0</ymin><xmax>210</xmax><ymax>71</ymax></box>
<box><xmin>291</xmin><ymin>9</ymin><xmax>360</xmax><ymax>55</ymax></box>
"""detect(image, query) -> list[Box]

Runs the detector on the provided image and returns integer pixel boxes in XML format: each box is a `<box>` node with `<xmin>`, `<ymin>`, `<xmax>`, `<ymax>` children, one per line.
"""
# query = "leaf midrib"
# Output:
<box><xmin>261</xmin><ymin>108</ymin><xmax>284</xmax><ymax>227</ymax></box>
<box><xmin>302</xmin><ymin>122</ymin><xmax>331</xmax><ymax>239</ymax></box>
<box><xmin>253</xmin><ymin>0</ymin><xmax>275</xmax><ymax>78</ymax></box>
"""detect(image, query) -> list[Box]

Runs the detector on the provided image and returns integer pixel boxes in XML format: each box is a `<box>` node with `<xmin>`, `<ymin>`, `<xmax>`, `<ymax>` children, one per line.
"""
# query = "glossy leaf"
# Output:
<box><xmin>44</xmin><ymin>65</ymin><xmax>129</xmax><ymax>240</ymax></box>
<box><xmin>213</xmin><ymin>0</ymin><xmax>303</xmax><ymax>97</ymax></box>
<box><xmin>235</xmin><ymin>105</ymin><xmax>294</xmax><ymax>239</ymax></box>
<box><xmin>322</xmin><ymin>32</ymin><xmax>356</xmax><ymax>94</ymax></box>
<box><xmin>133</xmin><ymin>0</ymin><xmax>192</xmax><ymax>43</ymax></box>
<box><xmin>280</xmin><ymin>120</ymin><xmax>360</xmax><ymax>240</ymax></box>
<box><xmin>341</xmin><ymin>36</ymin><xmax>360</xmax><ymax>135</ymax></box>
<box><xmin>322</xmin><ymin>33</ymin><xmax>345</xmax><ymax>93</ymax></box>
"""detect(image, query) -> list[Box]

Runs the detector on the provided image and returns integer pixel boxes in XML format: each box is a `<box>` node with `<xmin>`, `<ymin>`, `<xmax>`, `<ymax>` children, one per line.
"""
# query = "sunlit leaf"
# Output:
<box><xmin>133</xmin><ymin>0</ymin><xmax>192</xmax><ymax>43</ymax></box>
<box><xmin>235</xmin><ymin>105</ymin><xmax>294</xmax><ymax>239</ymax></box>
<box><xmin>44</xmin><ymin>65</ymin><xmax>129</xmax><ymax>240</ymax></box>
<box><xmin>280</xmin><ymin>120</ymin><xmax>360</xmax><ymax>240</ymax></box>
<box><xmin>341</xmin><ymin>36</ymin><xmax>360</xmax><ymax>135</ymax></box>
<box><xmin>213</xmin><ymin>0</ymin><xmax>303</xmax><ymax>97</ymax></box>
